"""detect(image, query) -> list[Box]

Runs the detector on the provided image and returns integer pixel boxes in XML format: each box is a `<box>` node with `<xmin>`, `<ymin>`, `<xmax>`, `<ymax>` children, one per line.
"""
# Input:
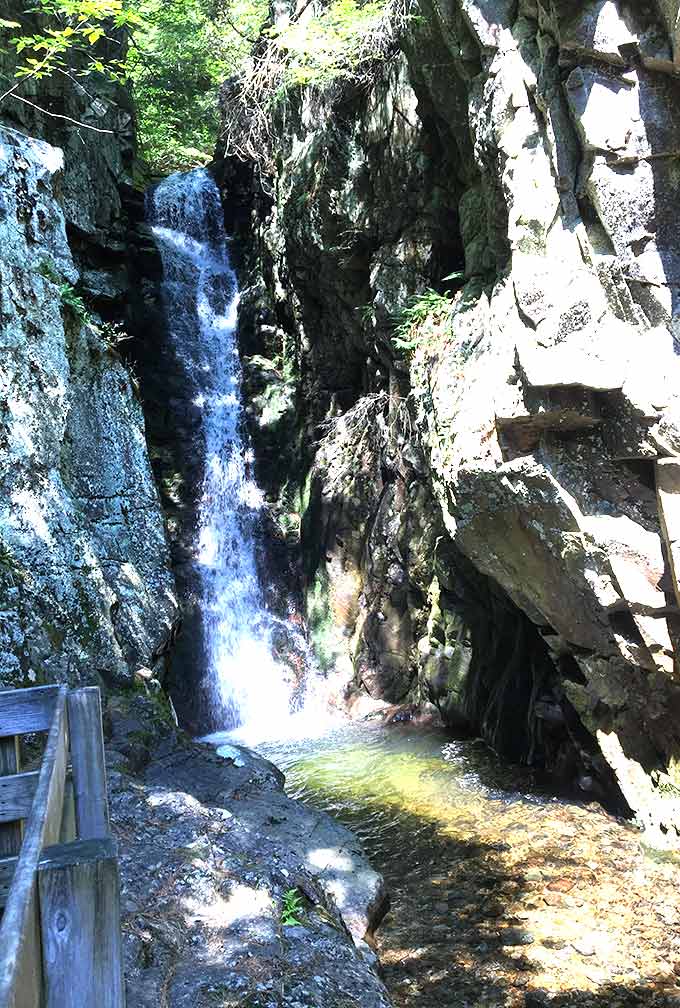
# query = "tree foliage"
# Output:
<box><xmin>271</xmin><ymin>0</ymin><xmax>387</xmax><ymax>88</ymax></box>
<box><xmin>127</xmin><ymin>0</ymin><xmax>268</xmax><ymax>173</ymax></box>
<box><xmin>2</xmin><ymin>0</ymin><xmax>398</xmax><ymax>174</ymax></box>
<box><xmin>222</xmin><ymin>0</ymin><xmax>403</xmax><ymax>181</ymax></box>
<box><xmin>2</xmin><ymin>1</ymin><xmax>140</xmax><ymax>84</ymax></box>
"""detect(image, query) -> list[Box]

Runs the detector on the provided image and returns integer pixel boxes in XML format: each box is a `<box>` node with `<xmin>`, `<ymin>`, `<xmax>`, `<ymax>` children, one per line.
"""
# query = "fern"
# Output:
<box><xmin>392</xmin><ymin>289</ymin><xmax>455</xmax><ymax>354</ymax></box>
<box><xmin>57</xmin><ymin>283</ymin><xmax>91</xmax><ymax>324</ymax></box>
<box><xmin>281</xmin><ymin>887</ymin><xmax>304</xmax><ymax>926</ymax></box>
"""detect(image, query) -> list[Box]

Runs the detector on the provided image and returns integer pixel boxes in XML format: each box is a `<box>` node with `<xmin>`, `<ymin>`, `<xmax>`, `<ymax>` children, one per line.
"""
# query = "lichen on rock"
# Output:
<box><xmin>0</xmin><ymin>123</ymin><xmax>176</xmax><ymax>689</ymax></box>
<box><xmin>0</xmin><ymin>0</ymin><xmax>178</xmax><ymax>696</ymax></box>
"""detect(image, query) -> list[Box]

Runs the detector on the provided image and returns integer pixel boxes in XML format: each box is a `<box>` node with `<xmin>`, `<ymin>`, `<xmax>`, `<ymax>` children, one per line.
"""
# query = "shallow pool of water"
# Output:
<box><xmin>249</xmin><ymin>722</ymin><xmax>555</xmax><ymax>865</ymax></box>
<box><xmin>210</xmin><ymin>721</ymin><xmax>680</xmax><ymax>1008</ymax></box>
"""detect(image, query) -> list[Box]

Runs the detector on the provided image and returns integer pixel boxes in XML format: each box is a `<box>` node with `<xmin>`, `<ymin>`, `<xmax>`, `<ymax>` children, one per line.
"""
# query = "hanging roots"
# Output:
<box><xmin>315</xmin><ymin>391</ymin><xmax>413</xmax><ymax>495</ymax></box>
<box><xmin>220</xmin><ymin>0</ymin><xmax>416</xmax><ymax>188</ymax></box>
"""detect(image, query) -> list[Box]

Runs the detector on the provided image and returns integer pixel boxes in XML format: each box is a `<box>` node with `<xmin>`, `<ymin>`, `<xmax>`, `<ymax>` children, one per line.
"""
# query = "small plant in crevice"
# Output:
<box><xmin>281</xmin><ymin>887</ymin><xmax>305</xmax><ymax>926</ymax></box>
<box><xmin>0</xmin><ymin>542</ymin><xmax>24</xmax><ymax>585</ymax></box>
<box><xmin>97</xmin><ymin>319</ymin><xmax>133</xmax><ymax>348</ymax></box>
<box><xmin>392</xmin><ymin>288</ymin><xmax>455</xmax><ymax>354</ymax></box>
<box><xmin>37</xmin><ymin>264</ymin><xmax>92</xmax><ymax>327</ymax></box>
<box><xmin>41</xmin><ymin>265</ymin><xmax>133</xmax><ymax>351</ymax></box>
<box><xmin>57</xmin><ymin>282</ymin><xmax>91</xmax><ymax>324</ymax></box>
<box><xmin>37</xmin><ymin>259</ymin><xmax>60</xmax><ymax>284</ymax></box>
<box><xmin>357</xmin><ymin>303</ymin><xmax>375</xmax><ymax>326</ymax></box>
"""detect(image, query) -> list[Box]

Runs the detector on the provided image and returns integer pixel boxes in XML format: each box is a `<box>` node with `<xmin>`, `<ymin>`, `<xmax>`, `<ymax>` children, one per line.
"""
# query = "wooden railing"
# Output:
<box><xmin>0</xmin><ymin>686</ymin><xmax>124</xmax><ymax>1007</ymax></box>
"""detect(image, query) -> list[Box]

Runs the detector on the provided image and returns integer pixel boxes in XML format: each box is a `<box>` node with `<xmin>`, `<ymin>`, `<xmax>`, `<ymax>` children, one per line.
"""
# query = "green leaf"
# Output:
<box><xmin>0</xmin><ymin>19</ymin><xmax>22</xmax><ymax>28</ymax></box>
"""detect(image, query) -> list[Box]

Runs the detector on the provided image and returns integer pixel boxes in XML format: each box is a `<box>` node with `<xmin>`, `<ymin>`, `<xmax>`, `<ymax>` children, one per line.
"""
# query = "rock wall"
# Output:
<box><xmin>221</xmin><ymin>0</ymin><xmax>680</xmax><ymax>841</ymax></box>
<box><xmin>0</xmin><ymin>12</ymin><xmax>177</xmax><ymax>689</ymax></box>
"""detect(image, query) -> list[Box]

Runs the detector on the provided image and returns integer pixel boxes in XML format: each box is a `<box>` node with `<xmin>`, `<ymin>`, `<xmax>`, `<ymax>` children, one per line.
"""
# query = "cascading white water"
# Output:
<box><xmin>148</xmin><ymin>168</ymin><xmax>297</xmax><ymax>735</ymax></box>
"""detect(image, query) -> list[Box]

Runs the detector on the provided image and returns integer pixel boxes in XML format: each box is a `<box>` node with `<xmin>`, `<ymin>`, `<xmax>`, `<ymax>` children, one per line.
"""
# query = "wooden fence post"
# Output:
<box><xmin>0</xmin><ymin>737</ymin><xmax>22</xmax><ymax>858</ymax></box>
<box><xmin>38</xmin><ymin>838</ymin><xmax>125</xmax><ymax>1008</ymax></box>
<box><xmin>66</xmin><ymin>688</ymin><xmax>109</xmax><ymax>839</ymax></box>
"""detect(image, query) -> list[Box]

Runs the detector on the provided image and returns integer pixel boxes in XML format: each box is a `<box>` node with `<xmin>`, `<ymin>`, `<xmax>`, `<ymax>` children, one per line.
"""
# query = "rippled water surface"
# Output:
<box><xmin>254</xmin><ymin>722</ymin><xmax>550</xmax><ymax>865</ymax></box>
<box><xmin>248</xmin><ymin>722</ymin><xmax>680</xmax><ymax>1008</ymax></box>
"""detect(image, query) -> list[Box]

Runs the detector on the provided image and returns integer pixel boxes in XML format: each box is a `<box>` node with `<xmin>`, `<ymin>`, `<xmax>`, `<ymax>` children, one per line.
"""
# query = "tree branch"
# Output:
<box><xmin>222</xmin><ymin>14</ymin><xmax>257</xmax><ymax>42</ymax></box>
<box><xmin>4</xmin><ymin>92</ymin><xmax>116</xmax><ymax>133</ymax></box>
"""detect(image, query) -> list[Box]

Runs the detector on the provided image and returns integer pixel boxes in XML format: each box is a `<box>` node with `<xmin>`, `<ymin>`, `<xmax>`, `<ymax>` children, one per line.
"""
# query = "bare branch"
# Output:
<box><xmin>315</xmin><ymin>391</ymin><xmax>412</xmax><ymax>495</ymax></box>
<box><xmin>4</xmin><ymin>92</ymin><xmax>116</xmax><ymax>133</ymax></box>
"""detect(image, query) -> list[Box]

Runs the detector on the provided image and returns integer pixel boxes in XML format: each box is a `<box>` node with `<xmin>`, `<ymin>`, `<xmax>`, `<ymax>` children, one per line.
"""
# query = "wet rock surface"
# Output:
<box><xmin>108</xmin><ymin>699</ymin><xmax>390</xmax><ymax>1008</ymax></box>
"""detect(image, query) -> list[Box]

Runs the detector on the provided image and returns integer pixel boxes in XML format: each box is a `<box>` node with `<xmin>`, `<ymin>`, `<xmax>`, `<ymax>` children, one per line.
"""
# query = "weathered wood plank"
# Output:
<box><xmin>0</xmin><ymin>855</ymin><xmax>17</xmax><ymax>907</ymax></box>
<box><xmin>0</xmin><ymin>771</ymin><xmax>39</xmax><ymax>825</ymax></box>
<box><xmin>38</xmin><ymin>837</ymin><xmax>125</xmax><ymax>1008</ymax></box>
<box><xmin>8</xmin><ymin>888</ymin><xmax>42</xmax><ymax>1008</ymax></box>
<box><xmin>0</xmin><ymin>737</ymin><xmax>22</xmax><ymax>858</ymax></box>
<box><xmin>0</xmin><ymin>687</ymin><xmax>68</xmax><ymax>1006</ymax></box>
<box><xmin>67</xmin><ymin>688</ymin><xmax>109</xmax><ymax>839</ymax></box>
<box><xmin>0</xmin><ymin>686</ymin><xmax>60</xmax><ymax>738</ymax></box>
<box><xmin>39</xmin><ymin>836</ymin><xmax>119</xmax><ymax>867</ymax></box>
<box><xmin>0</xmin><ymin>772</ymin><xmax>74</xmax><ymax>909</ymax></box>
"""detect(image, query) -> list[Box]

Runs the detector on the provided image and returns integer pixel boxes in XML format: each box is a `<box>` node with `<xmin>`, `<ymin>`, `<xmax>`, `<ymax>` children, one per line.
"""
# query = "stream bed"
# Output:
<box><xmin>244</xmin><ymin>722</ymin><xmax>680</xmax><ymax>1008</ymax></box>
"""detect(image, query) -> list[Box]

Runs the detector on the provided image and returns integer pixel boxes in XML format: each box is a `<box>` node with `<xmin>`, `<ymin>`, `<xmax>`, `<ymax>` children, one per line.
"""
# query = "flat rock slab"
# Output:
<box><xmin>109</xmin><ymin>737</ymin><xmax>391</xmax><ymax>1008</ymax></box>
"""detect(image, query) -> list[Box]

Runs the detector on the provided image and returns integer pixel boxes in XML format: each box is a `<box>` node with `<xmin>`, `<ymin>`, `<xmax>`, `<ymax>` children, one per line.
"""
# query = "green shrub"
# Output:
<box><xmin>2</xmin><ymin>0</ymin><xmax>267</xmax><ymax>173</ymax></box>
<box><xmin>57</xmin><ymin>282</ymin><xmax>91</xmax><ymax>324</ymax></box>
<box><xmin>127</xmin><ymin>0</ymin><xmax>268</xmax><ymax>173</ymax></box>
<box><xmin>270</xmin><ymin>0</ymin><xmax>389</xmax><ymax>89</ymax></box>
<box><xmin>0</xmin><ymin>542</ymin><xmax>24</xmax><ymax>584</ymax></box>
<box><xmin>223</xmin><ymin>0</ymin><xmax>410</xmax><ymax>176</ymax></box>
<box><xmin>3</xmin><ymin>1</ymin><xmax>141</xmax><ymax>84</ymax></box>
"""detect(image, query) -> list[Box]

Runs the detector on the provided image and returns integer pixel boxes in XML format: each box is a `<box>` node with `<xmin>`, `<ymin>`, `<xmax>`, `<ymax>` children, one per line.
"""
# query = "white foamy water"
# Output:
<box><xmin>148</xmin><ymin>168</ymin><xmax>309</xmax><ymax>735</ymax></box>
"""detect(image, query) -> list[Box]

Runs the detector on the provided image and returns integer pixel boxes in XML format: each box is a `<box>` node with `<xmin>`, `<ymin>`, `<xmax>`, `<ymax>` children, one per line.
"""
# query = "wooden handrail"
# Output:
<box><xmin>0</xmin><ymin>687</ymin><xmax>61</xmax><ymax>738</ymax></box>
<box><xmin>0</xmin><ymin>687</ymin><xmax>124</xmax><ymax>1007</ymax></box>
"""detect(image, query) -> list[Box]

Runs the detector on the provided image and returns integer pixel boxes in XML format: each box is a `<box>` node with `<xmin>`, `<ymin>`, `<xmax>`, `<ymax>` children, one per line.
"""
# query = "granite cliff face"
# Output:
<box><xmin>0</xmin><ymin>11</ymin><xmax>177</xmax><ymax>689</ymax></box>
<box><xmin>222</xmin><ymin>0</ymin><xmax>680</xmax><ymax>842</ymax></box>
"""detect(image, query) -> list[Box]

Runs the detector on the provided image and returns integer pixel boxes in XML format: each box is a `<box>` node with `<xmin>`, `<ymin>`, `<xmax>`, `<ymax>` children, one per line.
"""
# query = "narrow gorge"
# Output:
<box><xmin>3</xmin><ymin>0</ymin><xmax>680</xmax><ymax>1006</ymax></box>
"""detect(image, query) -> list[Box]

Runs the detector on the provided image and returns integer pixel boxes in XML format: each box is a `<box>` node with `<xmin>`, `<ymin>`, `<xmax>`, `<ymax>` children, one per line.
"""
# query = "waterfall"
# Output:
<box><xmin>148</xmin><ymin>168</ymin><xmax>296</xmax><ymax>735</ymax></box>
